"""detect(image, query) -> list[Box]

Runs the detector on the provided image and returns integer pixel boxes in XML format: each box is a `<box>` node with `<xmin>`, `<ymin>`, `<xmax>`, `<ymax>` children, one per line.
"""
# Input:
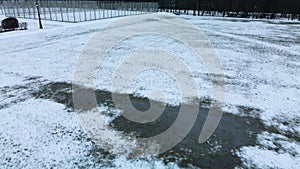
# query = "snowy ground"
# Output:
<box><xmin>0</xmin><ymin>13</ymin><xmax>299</xmax><ymax>168</ymax></box>
<box><xmin>184</xmin><ymin>16</ymin><xmax>300</xmax><ymax>168</ymax></box>
<box><xmin>184</xmin><ymin>15</ymin><xmax>300</xmax><ymax>168</ymax></box>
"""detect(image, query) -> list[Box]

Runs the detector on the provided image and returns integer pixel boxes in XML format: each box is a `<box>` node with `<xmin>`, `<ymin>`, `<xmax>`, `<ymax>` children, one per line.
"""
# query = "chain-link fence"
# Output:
<box><xmin>0</xmin><ymin>0</ymin><xmax>159</xmax><ymax>22</ymax></box>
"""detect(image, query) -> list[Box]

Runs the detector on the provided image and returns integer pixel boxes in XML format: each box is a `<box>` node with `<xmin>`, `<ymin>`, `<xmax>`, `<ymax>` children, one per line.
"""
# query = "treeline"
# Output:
<box><xmin>158</xmin><ymin>0</ymin><xmax>300</xmax><ymax>14</ymax></box>
<box><xmin>95</xmin><ymin>0</ymin><xmax>300</xmax><ymax>18</ymax></box>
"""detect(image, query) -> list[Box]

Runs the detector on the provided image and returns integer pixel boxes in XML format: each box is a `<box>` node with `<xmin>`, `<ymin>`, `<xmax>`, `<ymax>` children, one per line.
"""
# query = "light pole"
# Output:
<box><xmin>35</xmin><ymin>2</ymin><xmax>43</xmax><ymax>29</ymax></box>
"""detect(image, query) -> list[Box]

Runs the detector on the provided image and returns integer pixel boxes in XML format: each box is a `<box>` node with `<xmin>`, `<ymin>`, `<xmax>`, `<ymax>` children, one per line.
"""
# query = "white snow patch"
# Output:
<box><xmin>237</xmin><ymin>146</ymin><xmax>300</xmax><ymax>169</ymax></box>
<box><xmin>0</xmin><ymin>99</ymin><xmax>91</xmax><ymax>168</ymax></box>
<box><xmin>0</xmin><ymin>71</ymin><xmax>25</xmax><ymax>87</ymax></box>
<box><xmin>237</xmin><ymin>132</ymin><xmax>300</xmax><ymax>169</ymax></box>
<box><xmin>108</xmin><ymin>156</ymin><xmax>181</xmax><ymax>169</ymax></box>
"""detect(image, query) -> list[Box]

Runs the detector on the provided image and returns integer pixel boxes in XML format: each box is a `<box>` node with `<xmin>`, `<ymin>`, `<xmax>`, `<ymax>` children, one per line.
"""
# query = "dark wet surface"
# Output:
<box><xmin>112</xmin><ymin>101</ymin><xmax>266</xmax><ymax>168</ymax></box>
<box><xmin>0</xmin><ymin>79</ymin><xmax>271</xmax><ymax>168</ymax></box>
<box><xmin>25</xmin><ymin>81</ymin><xmax>272</xmax><ymax>168</ymax></box>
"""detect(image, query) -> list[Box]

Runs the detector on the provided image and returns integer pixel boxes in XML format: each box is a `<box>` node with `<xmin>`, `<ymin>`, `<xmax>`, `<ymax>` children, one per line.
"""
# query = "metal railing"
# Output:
<box><xmin>1</xmin><ymin>0</ymin><xmax>159</xmax><ymax>22</ymax></box>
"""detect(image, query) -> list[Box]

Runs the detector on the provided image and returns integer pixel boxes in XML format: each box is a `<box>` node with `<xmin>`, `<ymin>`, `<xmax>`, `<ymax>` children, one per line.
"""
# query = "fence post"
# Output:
<box><xmin>73</xmin><ymin>1</ymin><xmax>76</xmax><ymax>22</ymax></box>
<box><xmin>84</xmin><ymin>1</ymin><xmax>87</xmax><ymax>21</ymax></box>
<box><xmin>0</xmin><ymin>4</ymin><xmax>2</xmax><ymax>15</ymax></box>
<box><xmin>93</xmin><ymin>2</ymin><xmax>96</xmax><ymax>20</ymax></box>
<box><xmin>116</xmin><ymin>1</ymin><xmax>119</xmax><ymax>17</ymax></box>
<box><xmin>33</xmin><ymin>3</ymin><xmax>36</xmax><ymax>19</ymax></box>
<box><xmin>54</xmin><ymin>1</ymin><xmax>58</xmax><ymax>21</ymax></box>
<box><xmin>66</xmin><ymin>0</ymin><xmax>69</xmax><ymax>22</ymax></box>
<box><xmin>120</xmin><ymin>1</ymin><xmax>122</xmax><ymax>16</ymax></box>
<box><xmin>130</xmin><ymin>2</ymin><xmax>132</xmax><ymax>15</ymax></box>
<box><xmin>88</xmin><ymin>1</ymin><xmax>90</xmax><ymax>20</ymax></box>
<box><xmin>60</xmin><ymin>6</ymin><xmax>63</xmax><ymax>22</ymax></box>
<box><xmin>98</xmin><ymin>2</ymin><xmax>101</xmax><ymax>20</ymax></box>
<box><xmin>89</xmin><ymin>1</ymin><xmax>92</xmax><ymax>20</ymax></box>
<box><xmin>16</xmin><ymin>1</ymin><xmax>20</xmax><ymax>17</ymax></box>
<box><xmin>27</xmin><ymin>3</ymin><xmax>31</xmax><ymax>18</ymax></box>
<box><xmin>42</xmin><ymin>1</ymin><xmax>46</xmax><ymax>19</ymax></box>
<box><xmin>123</xmin><ymin>1</ymin><xmax>125</xmax><ymax>16</ymax></box>
<box><xmin>22</xmin><ymin>3</ymin><xmax>26</xmax><ymax>18</ymax></box>
<box><xmin>48</xmin><ymin>1</ymin><xmax>52</xmax><ymax>21</ymax></box>
<box><xmin>40</xmin><ymin>1</ymin><xmax>44</xmax><ymax>19</ymax></box>
<box><xmin>78</xmin><ymin>1</ymin><xmax>82</xmax><ymax>22</ymax></box>
<box><xmin>110</xmin><ymin>2</ymin><xmax>112</xmax><ymax>18</ymax></box>
<box><xmin>2</xmin><ymin>2</ymin><xmax>6</xmax><ymax>16</ymax></box>
<box><xmin>12</xmin><ymin>3</ymin><xmax>16</xmax><ymax>17</ymax></box>
<box><xmin>5</xmin><ymin>1</ymin><xmax>9</xmax><ymax>16</ymax></box>
<box><xmin>103</xmin><ymin>1</ymin><xmax>106</xmax><ymax>19</ymax></box>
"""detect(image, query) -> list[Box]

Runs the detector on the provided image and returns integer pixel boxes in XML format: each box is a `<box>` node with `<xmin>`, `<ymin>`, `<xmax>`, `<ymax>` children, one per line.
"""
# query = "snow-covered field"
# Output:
<box><xmin>186</xmin><ymin>16</ymin><xmax>300</xmax><ymax>168</ymax></box>
<box><xmin>0</xmin><ymin>13</ymin><xmax>299</xmax><ymax>168</ymax></box>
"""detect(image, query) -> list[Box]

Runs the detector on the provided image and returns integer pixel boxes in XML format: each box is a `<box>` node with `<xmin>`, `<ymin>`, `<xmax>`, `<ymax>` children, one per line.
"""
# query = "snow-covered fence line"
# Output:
<box><xmin>1</xmin><ymin>0</ymin><xmax>159</xmax><ymax>22</ymax></box>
